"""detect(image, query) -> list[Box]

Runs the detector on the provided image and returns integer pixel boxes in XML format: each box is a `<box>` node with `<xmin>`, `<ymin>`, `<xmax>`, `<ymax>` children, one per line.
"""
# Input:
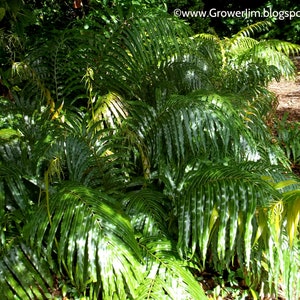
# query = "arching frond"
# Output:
<box><xmin>236</xmin><ymin>42</ymin><xmax>297</xmax><ymax>80</ymax></box>
<box><xmin>123</xmin><ymin>189</ymin><xmax>171</xmax><ymax>237</ymax></box>
<box><xmin>281</xmin><ymin>188</ymin><xmax>300</xmax><ymax>247</ymax></box>
<box><xmin>137</xmin><ymin>237</ymin><xmax>207</xmax><ymax>300</ymax></box>
<box><xmin>23</xmin><ymin>183</ymin><xmax>142</xmax><ymax>299</ymax></box>
<box><xmin>176</xmin><ymin>163</ymin><xmax>281</xmax><ymax>268</ymax></box>
<box><xmin>97</xmin><ymin>14</ymin><xmax>193</xmax><ymax>101</ymax></box>
<box><xmin>229</xmin><ymin>36</ymin><xmax>258</xmax><ymax>55</ymax></box>
<box><xmin>192</xmin><ymin>33</ymin><xmax>225</xmax><ymax>70</ymax></box>
<box><xmin>126</xmin><ymin>91</ymin><xmax>270</xmax><ymax>173</ymax></box>
<box><xmin>90</xmin><ymin>92</ymin><xmax>128</xmax><ymax>129</ymax></box>
<box><xmin>253</xmin><ymin>180</ymin><xmax>300</xmax><ymax>298</ymax></box>
<box><xmin>0</xmin><ymin>244</ymin><xmax>54</xmax><ymax>299</ymax></box>
<box><xmin>0</xmin><ymin>164</ymin><xmax>31</xmax><ymax>213</ymax></box>
<box><xmin>38</xmin><ymin>110</ymin><xmax>133</xmax><ymax>192</ymax></box>
<box><xmin>172</xmin><ymin>162</ymin><xmax>299</xmax><ymax>297</ymax></box>
<box><xmin>257</xmin><ymin>39</ymin><xmax>300</xmax><ymax>57</ymax></box>
<box><xmin>231</xmin><ymin>20</ymin><xmax>272</xmax><ymax>41</ymax></box>
<box><xmin>27</xmin><ymin>29</ymin><xmax>93</xmax><ymax>105</ymax></box>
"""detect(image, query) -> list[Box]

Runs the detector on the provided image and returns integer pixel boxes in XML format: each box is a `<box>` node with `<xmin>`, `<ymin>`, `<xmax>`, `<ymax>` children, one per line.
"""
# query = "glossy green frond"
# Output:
<box><xmin>24</xmin><ymin>183</ymin><xmax>142</xmax><ymax>298</ymax></box>
<box><xmin>192</xmin><ymin>33</ymin><xmax>225</xmax><ymax>70</ymax></box>
<box><xmin>98</xmin><ymin>15</ymin><xmax>192</xmax><ymax>101</ymax></box>
<box><xmin>91</xmin><ymin>92</ymin><xmax>128</xmax><ymax>129</ymax></box>
<box><xmin>136</xmin><ymin>237</ymin><xmax>207</xmax><ymax>300</ymax></box>
<box><xmin>192</xmin><ymin>22</ymin><xmax>299</xmax><ymax>93</ymax></box>
<box><xmin>229</xmin><ymin>36</ymin><xmax>258</xmax><ymax>55</ymax></box>
<box><xmin>0</xmin><ymin>244</ymin><xmax>53</xmax><ymax>299</ymax></box>
<box><xmin>232</xmin><ymin>21</ymin><xmax>272</xmax><ymax>40</ymax></box>
<box><xmin>281</xmin><ymin>188</ymin><xmax>300</xmax><ymax>247</ymax></box>
<box><xmin>26</xmin><ymin>29</ymin><xmax>93</xmax><ymax>105</ymax></box>
<box><xmin>0</xmin><ymin>163</ymin><xmax>32</xmax><ymax>214</ymax></box>
<box><xmin>238</xmin><ymin>42</ymin><xmax>296</xmax><ymax>80</ymax></box>
<box><xmin>39</xmin><ymin>114</ymin><xmax>132</xmax><ymax>192</ymax></box>
<box><xmin>259</xmin><ymin>39</ymin><xmax>300</xmax><ymax>57</ymax></box>
<box><xmin>177</xmin><ymin>163</ymin><xmax>280</xmax><ymax>269</ymax></box>
<box><xmin>255</xmin><ymin>182</ymin><xmax>300</xmax><ymax>298</ymax></box>
<box><xmin>128</xmin><ymin>92</ymin><xmax>259</xmax><ymax>170</ymax></box>
<box><xmin>123</xmin><ymin>189</ymin><xmax>170</xmax><ymax>237</ymax></box>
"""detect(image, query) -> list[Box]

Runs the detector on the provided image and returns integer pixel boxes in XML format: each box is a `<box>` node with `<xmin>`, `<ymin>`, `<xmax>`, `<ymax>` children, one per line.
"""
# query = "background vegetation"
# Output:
<box><xmin>0</xmin><ymin>0</ymin><xmax>299</xmax><ymax>299</ymax></box>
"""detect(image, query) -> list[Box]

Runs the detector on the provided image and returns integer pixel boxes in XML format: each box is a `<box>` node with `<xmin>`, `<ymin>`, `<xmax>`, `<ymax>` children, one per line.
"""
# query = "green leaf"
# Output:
<box><xmin>0</xmin><ymin>8</ymin><xmax>5</xmax><ymax>22</ymax></box>
<box><xmin>0</xmin><ymin>128</ymin><xmax>20</xmax><ymax>141</ymax></box>
<box><xmin>282</xmin><ymin>189</ymin><xmax>300</xmax><ymax>247</ymax></box>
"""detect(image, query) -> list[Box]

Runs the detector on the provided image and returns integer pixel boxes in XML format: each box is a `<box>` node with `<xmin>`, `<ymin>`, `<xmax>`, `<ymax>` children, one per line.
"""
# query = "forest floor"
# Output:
<box><xmin>268</xmin><ymin>57</ymin><xmax>300</xmax><ymax>122</ymax></box>
<box><xmin>268</xmin><ymin>57</ymin><xmax>300</xmax><ymax>177</ymax></box>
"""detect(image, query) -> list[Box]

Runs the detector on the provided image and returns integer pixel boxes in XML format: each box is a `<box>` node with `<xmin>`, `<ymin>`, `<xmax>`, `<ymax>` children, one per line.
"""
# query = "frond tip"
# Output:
<box><xmin>137</xmin><ymin>237</ymin><xmax>208</xmax><ymax>300</ymax></box>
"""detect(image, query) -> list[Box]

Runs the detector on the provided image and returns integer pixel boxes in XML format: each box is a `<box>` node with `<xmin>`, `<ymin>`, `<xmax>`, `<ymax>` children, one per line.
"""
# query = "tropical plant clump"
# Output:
<box><xmin>0</xmin><ymin>3</ymin><xmax>299</xmax><ymax>299</ymax></box>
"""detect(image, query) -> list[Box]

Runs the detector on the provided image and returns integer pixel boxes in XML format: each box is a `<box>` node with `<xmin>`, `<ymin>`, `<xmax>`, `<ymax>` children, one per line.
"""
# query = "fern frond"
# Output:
<box><xmin>240</xmin><ymin>42</ymin><xmax>296</xmax><ymax>80</ymax></box>
<box><xmin>259</xmin><ymin>39</ymin><xmax>300</xmax><ymax>57</ymax></box>
<box><xmin>38</xmin><ymin>112</ymin><xmax>133</xmax><ymax>192</ymax></box>
<box><xmin>12</xmin><ymin>28</ymin><xmax>99</xmax><ymax>111</ymax></box>
<box><xmin>0</xmin><ymin>163</ymin><xmax>32</xmax><ymax>213</ymax></box>
<box><xmin>229</xmin><ymin>36</ymin><xmax>258</xmax><ymax>55</ymax></box>
<box><xmin>254</xmin><ymin>182</ymin><xmax>300</xmax><ymax>298</ymax></box>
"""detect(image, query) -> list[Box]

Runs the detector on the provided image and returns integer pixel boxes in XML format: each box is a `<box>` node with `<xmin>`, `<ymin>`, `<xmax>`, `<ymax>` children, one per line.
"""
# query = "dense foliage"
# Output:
<box><xmin>0</xmin><ymin>1</ymin><xmax>300</xmax><ymax>299</ymax></box>
<box><xmin>200</xmin><ymin>0</ymin><xmax>300</xmax><ymax>43</ymax></box>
